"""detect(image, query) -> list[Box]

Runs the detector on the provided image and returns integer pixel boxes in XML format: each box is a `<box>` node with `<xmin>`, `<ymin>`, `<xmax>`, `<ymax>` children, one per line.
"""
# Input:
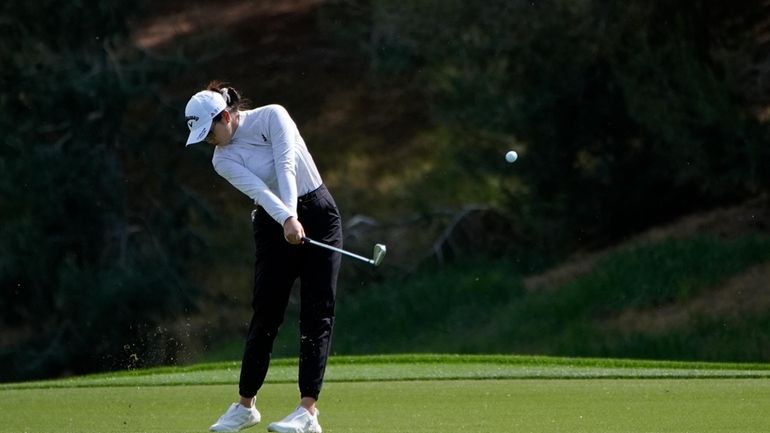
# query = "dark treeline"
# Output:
<box><xmin>1</xmin><ymin>0</ymin><xmax>768</xmax><ymax>381</ymax></box>
<box><xmin>324</xmin><ymin>0</ymin><xmax>770</xmax><ymax>253</ymax></box>
<box><xmin>0</xmin><ymin>2</ymin><xmax>206</xmax><ymax>380</ymax></box>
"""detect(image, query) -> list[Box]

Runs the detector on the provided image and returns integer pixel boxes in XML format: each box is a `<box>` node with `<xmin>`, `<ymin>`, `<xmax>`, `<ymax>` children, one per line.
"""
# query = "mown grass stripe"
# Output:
<box><xmin>72</xmin><ymin>353</ymin><xmax>770</xmax><ymax>377</ymax></box>
<box><xmin>2</xmin><ymin>354</ymin><xmax>770</xmax><ymax>390</ymax></box>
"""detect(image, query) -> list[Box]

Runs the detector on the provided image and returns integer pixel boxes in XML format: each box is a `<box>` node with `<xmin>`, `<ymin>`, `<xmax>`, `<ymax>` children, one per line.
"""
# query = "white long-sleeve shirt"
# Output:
<box><xmin>212</xmin><ymin>104</ymin><xmax>323</xmax><ymax>225</ymax></box>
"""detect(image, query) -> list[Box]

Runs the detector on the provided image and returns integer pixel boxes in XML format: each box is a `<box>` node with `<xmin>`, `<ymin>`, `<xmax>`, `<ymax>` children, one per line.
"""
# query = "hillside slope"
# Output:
<box><xmin>321</xmin><ymin>196</ymin><xmax>770</xmax><ymax>362</ymax></box>
<box><xmin>526</xmin><ymin>195</ymin><xmax>770</xmax><ymax>291</ymax></box>
<box><xmin>125</xmin><ymin>3</ymin><xmax>770</xmax><ymax>364</ymax></box>
<box><xmin>519</xmin><ymin>195</ymin><xmax>770</xmax><ymax>358</ymax></box>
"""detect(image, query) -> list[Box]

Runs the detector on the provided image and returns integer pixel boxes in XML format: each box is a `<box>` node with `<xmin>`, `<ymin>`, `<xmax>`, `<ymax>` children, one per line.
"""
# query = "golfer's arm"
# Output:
<box><xmin>267</xmin><ymin>105</ymin><xmax>299</xmax><ymax>215</ymax></box>
<box><xmin>213</xmin><ymin>158</ymin><xmax>295</xmax><ymax>225</ymax></box>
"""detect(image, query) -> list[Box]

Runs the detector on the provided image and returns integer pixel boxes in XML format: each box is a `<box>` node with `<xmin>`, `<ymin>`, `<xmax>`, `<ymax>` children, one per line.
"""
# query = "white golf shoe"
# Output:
<box><xmin>267</xmin><ymin>406</ymin><xmax>322</xmax><ymax>433</ymax></box>
<box><xmin>209</xmin><ymin>402</ymin><xmax>261</xmax><ymax>432</ymax></box>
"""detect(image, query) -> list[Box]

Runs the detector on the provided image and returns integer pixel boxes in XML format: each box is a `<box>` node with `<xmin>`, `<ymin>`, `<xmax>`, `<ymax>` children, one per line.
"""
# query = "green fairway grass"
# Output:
<box><xmin>1</xmin><ymin>355</ymin><xmax>769</xmax><ymax>432</ymax></box>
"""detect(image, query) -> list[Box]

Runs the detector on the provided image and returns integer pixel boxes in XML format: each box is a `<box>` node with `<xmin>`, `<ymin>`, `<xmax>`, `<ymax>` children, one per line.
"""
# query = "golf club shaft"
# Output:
<box><xmin>302</xmin><ymin>237</ymin><xmax>374</xmax><ymax>265</ymax></box>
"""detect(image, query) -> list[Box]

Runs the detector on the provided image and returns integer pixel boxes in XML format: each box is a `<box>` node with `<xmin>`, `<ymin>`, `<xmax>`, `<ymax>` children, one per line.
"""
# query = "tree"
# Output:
<box><xmin>0</xmin><ymin>1</ymin><xmax>205</xmax><ymax>380</ymax></box>
<box><xmin>330</xmin><ymin>0</ymin><xmax>770</xmax><ymax>253</ymax></box>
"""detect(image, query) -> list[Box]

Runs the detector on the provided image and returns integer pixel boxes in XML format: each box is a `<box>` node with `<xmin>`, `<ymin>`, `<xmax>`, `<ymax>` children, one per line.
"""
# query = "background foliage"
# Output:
<box><xmin>0</xmin><ymin>1</ymin><xmax>205</xmax><ymax>380</ymax></box>
<box><xmin>1</xmin><ymin>0</ymin><xmax>768</xmax><ymax>381</ymax></box>
<box><xmin>327</xmin><ymin>0</ymin><xmax>769</xmax><ymax>253</ymax></box>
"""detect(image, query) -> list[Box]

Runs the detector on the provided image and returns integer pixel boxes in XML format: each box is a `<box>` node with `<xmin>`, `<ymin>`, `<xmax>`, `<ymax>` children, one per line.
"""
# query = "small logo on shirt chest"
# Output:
<box><xmin>261</xmin><ymin>133</ymin><xmax>267</xmax><ymax>142</ymax></box>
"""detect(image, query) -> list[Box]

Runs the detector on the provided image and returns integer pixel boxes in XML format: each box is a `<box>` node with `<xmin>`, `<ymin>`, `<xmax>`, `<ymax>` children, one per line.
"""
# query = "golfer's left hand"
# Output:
<box><xmin>283</xmin><ymin>216</ymin><xmax>305</xmax><ymax>245</ymax></box>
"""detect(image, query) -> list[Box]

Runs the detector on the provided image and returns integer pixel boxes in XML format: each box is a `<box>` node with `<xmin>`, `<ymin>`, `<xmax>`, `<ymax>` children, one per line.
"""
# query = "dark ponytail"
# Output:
<box><xmin>206</xmin><ymin>80</ymin><xmax>249</xmax><ymax>112</ymax></box>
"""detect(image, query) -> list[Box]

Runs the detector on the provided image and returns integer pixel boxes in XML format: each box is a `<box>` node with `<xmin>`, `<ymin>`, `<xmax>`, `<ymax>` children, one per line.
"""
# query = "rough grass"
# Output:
<box><xmin>326</xmin><ymin>235</ymin><xmax>770</xmax><ymax>360</ymax></box>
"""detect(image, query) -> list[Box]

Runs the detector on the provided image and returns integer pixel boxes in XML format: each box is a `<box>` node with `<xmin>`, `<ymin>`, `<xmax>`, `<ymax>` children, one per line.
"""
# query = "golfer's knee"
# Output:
<box><xmin>300</xmin><ymin>316</ymin><xmax>334</xmax><ymax>336</ymax></box>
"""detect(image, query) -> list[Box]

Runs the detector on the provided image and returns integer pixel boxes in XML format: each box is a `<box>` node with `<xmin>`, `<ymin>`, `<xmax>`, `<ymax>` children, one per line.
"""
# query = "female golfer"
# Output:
<box><xmin>185</xmin><ymin>82</ymin><xmax>341</xmax><ymax>433</ymax></box>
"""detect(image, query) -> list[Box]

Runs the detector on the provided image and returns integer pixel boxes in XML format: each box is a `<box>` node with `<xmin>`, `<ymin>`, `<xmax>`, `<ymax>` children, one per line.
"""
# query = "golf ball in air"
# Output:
<box><xmin>505</xmin><ymin>150</ymin><xmax>518</xmax><ymax>163</ymax></box>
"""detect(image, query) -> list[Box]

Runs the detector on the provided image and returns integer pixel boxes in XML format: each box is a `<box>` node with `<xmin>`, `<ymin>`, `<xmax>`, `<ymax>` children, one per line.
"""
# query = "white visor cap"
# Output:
<box><xmin>185</xmin><ymin>90</ymin><xmax>228</xmax><ymax>146</ymax></box>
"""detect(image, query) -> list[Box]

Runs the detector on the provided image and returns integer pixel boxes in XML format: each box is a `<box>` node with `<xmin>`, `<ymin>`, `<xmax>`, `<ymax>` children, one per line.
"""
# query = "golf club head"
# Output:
<box><xmin>372</xmin><ymin>244</ymin><xmax>387</xmax><ymax>266</ymax></box>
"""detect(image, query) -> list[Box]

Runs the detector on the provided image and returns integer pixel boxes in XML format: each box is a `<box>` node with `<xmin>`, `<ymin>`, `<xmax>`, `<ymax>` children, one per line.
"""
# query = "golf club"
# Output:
<box><xmin>302</xmin><ymin>237</ymin><xmax>387</xmax><ymax>266</ymax></box>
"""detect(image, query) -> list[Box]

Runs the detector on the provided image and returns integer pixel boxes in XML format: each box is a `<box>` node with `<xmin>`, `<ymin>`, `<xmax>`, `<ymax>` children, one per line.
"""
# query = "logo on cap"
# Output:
<box><xmin>186</xmin><ymin>115</ymin><xmax>199</xmax><ymax>129</ymax></box>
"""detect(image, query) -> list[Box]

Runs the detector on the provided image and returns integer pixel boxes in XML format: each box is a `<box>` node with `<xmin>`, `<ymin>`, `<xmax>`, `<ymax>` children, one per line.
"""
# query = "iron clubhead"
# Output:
<box><xmin>372</xmin><ymin>244</ymin><xmax>387</xmax><ymax>266</ymax></box>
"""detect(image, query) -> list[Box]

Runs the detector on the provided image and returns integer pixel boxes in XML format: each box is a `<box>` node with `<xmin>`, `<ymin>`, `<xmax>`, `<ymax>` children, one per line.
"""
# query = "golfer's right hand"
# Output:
<box><xmin>283</xmin><ymin>216</ymin><xmax>305</xmax><ymax>245</ymax></box>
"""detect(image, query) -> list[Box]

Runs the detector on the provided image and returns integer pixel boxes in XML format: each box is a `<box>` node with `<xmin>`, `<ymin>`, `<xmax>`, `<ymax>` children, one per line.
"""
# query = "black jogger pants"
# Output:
<box><xmin>238</xmin><ymin>184</ymin><xmax>342</xmax><ymax>401</ymax></box>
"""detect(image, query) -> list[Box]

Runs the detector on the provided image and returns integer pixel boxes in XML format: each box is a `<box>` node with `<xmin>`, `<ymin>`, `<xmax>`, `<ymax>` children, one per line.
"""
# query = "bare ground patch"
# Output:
<box><xmin>606</xmin><ymin>261</ymin><xmax>770</xmax><ymax>335</ymax></box>
<box><xmin>521</xmin><ymin>195</ymin><xmax>770</xmax><ymax>336</ymax></box>
<box><xmin>524</xmin><ymin>195</ymin><xmax>770</xmax><ymax>292</ymax></box>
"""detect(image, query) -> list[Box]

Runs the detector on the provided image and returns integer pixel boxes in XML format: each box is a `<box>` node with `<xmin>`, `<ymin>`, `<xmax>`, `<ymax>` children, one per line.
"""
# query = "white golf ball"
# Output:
<box><xmin>505</xmin><ymin>150</ymin><xmax>518</xmax><ymax>163</ymax></box>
